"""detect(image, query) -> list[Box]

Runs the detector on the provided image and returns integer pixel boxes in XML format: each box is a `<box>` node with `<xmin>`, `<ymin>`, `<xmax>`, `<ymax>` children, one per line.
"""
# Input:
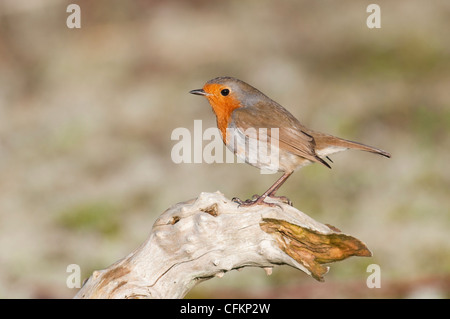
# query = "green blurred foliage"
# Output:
<box><xmin>57</xmin><ymin>201</ymin><xmax>122</xmax><ymax>238</ymax></box>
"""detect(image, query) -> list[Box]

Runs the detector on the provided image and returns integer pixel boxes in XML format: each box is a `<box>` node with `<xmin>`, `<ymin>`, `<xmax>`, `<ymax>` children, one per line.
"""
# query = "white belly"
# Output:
<box><xmin>225</xmin><ymin>125</ymin><xmax>282</xmax><ymax>174</ymax></box>
<box><xmin>315</xmin><ymin>145</ymin><xmax>346</xmax><ymax>157</ymax></box>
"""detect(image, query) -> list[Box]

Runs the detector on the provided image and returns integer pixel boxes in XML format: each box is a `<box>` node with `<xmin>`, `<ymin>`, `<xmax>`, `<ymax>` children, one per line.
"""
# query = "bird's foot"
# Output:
<box><xmin>231</xmin><ymin>194</ymin><xmax>258</xmax><ymax>205</ymax></box>
<box><xmin>232</xmin><ymin>195</ymin><xmax>280</xmax><ymax>208</ymax></box>
<box><xmin>267</xmin><ymin>194</ymin><xmax>293</xmax><ymax>206</ymax></box>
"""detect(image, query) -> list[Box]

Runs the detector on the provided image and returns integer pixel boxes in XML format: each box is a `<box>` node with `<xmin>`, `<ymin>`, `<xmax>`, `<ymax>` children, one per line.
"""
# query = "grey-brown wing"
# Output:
<box><xmin>231</xmin><ymin>103</ymin><xmax>330</xmax><ymax>168</ymax></box>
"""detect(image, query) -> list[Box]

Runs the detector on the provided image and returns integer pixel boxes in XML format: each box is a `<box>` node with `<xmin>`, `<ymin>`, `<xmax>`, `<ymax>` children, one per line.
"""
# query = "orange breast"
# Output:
<box><xmin>203</xmin><ymin>86</ymin><xmax>242</xmax><ymax>143</ymax></box>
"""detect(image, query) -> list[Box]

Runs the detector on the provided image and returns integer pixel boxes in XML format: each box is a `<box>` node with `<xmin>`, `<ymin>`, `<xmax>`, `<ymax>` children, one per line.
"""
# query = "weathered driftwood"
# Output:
<box><xmin>74</xmin><ymin>191</ymin><xmax>371</xmax><ymax>299</ymax></box>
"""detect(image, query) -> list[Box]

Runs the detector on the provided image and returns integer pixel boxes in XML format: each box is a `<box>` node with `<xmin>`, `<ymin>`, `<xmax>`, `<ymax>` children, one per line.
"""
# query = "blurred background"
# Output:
<box><xmin>0</xmin><ymin>0</ymin><xmax>449</xmax><ymax>298</ymax></box>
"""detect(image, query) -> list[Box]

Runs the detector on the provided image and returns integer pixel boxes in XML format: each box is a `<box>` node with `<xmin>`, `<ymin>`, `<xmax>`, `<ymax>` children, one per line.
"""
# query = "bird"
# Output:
<box><xmin>189</xmin><ymin>76</ymin><xmax>391</xmax><ymax>207</ymax></box>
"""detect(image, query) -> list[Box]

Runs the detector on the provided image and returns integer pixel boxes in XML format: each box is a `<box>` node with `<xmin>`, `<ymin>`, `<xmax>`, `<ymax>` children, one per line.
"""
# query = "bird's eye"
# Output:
<box><xmin>220</xmin><ymin>89</ymin><xmax>230</xmax><ymax>96</ymax></box>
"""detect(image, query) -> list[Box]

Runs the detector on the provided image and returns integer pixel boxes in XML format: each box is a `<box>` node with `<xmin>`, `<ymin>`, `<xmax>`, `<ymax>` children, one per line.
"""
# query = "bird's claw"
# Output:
<box><xmin>268</xmin><ymin>195</ymin><xmax>293</xmax><ymax>206</ymax></box>
<box><xmin>232</xmin><ymin>197</ymin><xmax>245</xmax><ymax>205</ymax></box>
<box><xmin>233</xmin><ymin>193</ymin><xmax>293</xmax><ymax>208</ymax></box>
<box><xmin>232</xmin><ymin>196</ymin><xmax>281</xmax><ymax>208</ymax></box>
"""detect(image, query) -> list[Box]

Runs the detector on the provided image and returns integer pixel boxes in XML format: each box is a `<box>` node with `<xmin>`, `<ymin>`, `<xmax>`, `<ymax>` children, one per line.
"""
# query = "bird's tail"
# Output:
<box><xmin>333</xmin><ymin>137</ymin><xmax>391</xmax><ymax>158</ymax></box>
<box><xmin>314</xmin><ymin>133</ymin><xmax>391</xmax><ymax>159</ymax></box>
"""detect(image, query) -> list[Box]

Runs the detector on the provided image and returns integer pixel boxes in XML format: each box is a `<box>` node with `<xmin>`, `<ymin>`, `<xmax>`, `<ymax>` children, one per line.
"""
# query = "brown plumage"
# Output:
<box><xmin>190</xmin><ymin>76</ymin><xmax>390</xmax><ymax>207</ymax></box>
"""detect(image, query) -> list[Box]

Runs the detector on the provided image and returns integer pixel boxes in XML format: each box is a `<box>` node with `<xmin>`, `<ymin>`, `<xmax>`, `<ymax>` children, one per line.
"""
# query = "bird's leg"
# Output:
<box><xmin>234</xmin><ymin>171</ymin><xmax>294</xmax><ymax>208</ymax></box>
<box><xmin>265</xmin><ymin>171</ymin><xmax>294</xmax><ymax>206</ymax></box>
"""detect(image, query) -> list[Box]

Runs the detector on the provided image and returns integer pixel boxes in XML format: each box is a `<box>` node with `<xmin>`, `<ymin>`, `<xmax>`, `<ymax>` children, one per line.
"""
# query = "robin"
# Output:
<box><xmin>190</xmin><ymin>76</ymin><xmax>390</xmax><ymax>207</ymax></box>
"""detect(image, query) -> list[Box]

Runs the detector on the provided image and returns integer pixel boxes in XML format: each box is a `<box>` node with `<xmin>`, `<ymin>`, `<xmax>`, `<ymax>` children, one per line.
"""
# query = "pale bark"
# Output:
<box><xmin>74</xmin><ymin>192</ymin><xmax>371</xmax><ymax>299</ymax></box>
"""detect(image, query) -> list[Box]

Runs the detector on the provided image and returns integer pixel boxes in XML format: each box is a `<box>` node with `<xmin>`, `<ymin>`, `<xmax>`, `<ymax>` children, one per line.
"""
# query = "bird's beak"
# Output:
<box><xmin>189</xmin><ymin>89</ymin><xmax>209</xmax><ymax>96</ymax></box>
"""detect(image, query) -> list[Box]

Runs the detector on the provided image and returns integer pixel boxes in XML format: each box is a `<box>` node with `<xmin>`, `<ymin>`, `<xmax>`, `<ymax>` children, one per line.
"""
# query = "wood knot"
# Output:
<box><xmin>170</xmin><ymin>216</ymin><xmax>180</xmax><ymax>225</ymax></box>
<box><xmin>200</xmin><ymin>203</ymin><xmax>219</xmax><ymax>217</ymax></box>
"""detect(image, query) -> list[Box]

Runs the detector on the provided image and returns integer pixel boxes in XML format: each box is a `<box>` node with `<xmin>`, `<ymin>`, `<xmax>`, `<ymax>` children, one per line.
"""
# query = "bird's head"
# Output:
<box><xmin>190</xmin><ymin>76</ymin><xmax>267</xmax><ymax>116</ymax></box>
